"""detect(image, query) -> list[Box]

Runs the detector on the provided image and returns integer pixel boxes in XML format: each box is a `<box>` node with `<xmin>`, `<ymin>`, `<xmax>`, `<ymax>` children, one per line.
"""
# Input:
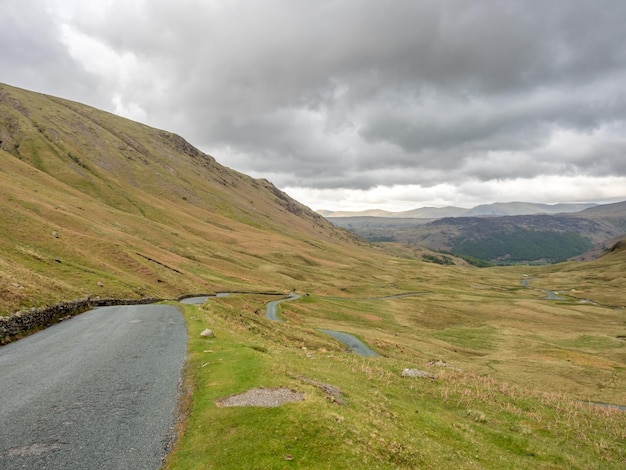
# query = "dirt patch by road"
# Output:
<box><xmin>215</xmin><ymin>388</ymin><xmax>304</xmax><ymax>407</ymax></box>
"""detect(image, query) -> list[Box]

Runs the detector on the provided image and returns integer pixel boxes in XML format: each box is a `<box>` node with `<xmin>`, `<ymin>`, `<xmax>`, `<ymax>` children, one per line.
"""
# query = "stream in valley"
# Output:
<box><xmin>521</xmin><ymin>278</ymin><xmax>566</xmax><ymax>300</ymax></box>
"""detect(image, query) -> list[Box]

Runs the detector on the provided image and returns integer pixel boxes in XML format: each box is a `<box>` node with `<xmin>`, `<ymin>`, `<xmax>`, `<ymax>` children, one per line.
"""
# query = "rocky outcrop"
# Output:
<box><xmin>0</xmin><ymin>297</ymin><xmax>161</xmax><ymax>345</ymax></box>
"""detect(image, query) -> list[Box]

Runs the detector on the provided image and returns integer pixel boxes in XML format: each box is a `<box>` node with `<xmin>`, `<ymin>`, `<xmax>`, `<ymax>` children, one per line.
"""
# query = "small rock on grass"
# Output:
<box><xmin>402</xmin><ymin>368</ymin><xmax>436</xmax><ymax>379</ymax></box>
<box><xmin>200</xmin><ymin>328</ymin><xmax>215</xmax><ymax>338</ymax></box>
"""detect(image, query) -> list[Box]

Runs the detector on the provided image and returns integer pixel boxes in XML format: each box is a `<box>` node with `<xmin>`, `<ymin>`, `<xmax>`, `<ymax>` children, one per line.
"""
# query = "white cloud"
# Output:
<box><xmin>287</xmin><ymin>175</ymin><xmax>626</xmax><ymax>212</ymax></box>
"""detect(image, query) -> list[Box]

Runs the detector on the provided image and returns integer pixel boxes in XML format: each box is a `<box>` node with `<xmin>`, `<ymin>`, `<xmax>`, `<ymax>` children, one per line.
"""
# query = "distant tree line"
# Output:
<box><xmin>422</xmin><ymin>253</ymin><xmax>455</xmax><ymax>265</ymax></box>
<box><xmin>451</xmin><ymin>229</ymin><xmax>592</xmax><ymax>264</ymax></box>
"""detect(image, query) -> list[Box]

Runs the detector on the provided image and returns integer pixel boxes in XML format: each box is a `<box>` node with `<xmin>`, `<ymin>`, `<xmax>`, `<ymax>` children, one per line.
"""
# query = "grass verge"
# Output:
<box><xmin>165</xmin><ymin>294</ymin><xmax>626</xmax><ymax>469</ymax></box>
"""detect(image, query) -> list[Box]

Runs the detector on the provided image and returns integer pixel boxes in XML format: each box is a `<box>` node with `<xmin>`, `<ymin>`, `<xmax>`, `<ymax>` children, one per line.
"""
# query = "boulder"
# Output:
<box><xmin>200</xmin><ymin>328</ymin><xmax>215</xmax><ymax>338</ymax></box>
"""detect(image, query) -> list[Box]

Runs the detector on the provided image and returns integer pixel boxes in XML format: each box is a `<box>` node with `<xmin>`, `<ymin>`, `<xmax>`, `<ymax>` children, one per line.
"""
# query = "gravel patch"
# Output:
<box><xmin>216</xmin><ymin>387</ymin><xmax>304</xmax><ymax>407</ymax></box>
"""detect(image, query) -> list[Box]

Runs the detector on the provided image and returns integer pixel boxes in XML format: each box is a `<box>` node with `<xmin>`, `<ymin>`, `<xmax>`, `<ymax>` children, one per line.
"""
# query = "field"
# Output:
<box><xmin>166</xmin><ymin>249</ymin><xmax>626</xmax><ymax>469</ymax></box>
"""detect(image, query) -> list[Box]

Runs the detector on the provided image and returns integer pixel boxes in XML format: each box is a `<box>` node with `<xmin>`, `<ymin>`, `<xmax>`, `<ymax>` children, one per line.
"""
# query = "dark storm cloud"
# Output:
<box><xmin>4</xmin><ymin>0</ymin><xmax>626</xmax><ymax>202</ymax></box>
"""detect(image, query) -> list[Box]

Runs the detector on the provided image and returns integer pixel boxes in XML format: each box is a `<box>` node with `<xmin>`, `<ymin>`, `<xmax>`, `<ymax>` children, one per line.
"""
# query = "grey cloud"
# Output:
<box><xmin>7</xmin><ymin>0</ymin><xmax>626</xmax><ymax>195</ymax></box>
<box><xmin>357</xmin><ymin>81</ymin><xmax>626</xmax><ymax>156</ymax></box>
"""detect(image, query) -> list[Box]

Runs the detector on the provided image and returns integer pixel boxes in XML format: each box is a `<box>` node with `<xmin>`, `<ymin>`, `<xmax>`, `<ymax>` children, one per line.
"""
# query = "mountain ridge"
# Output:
<box><xmin>327</xmin><ymin>201</ymin><xmax>626</xmax><ymax>265</ymax></box>
<box><xmin>319</xmin><ymin>201</ymin><xmax>600</xmax><ymax>219</ymax></box>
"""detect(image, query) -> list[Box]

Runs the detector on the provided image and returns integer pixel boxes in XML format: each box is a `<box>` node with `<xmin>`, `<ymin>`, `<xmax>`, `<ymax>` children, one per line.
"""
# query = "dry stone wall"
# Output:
<box><xmin>0</xmin><ymin>297</ymin><xmax>161</xmax><ymax>344</ymax></box>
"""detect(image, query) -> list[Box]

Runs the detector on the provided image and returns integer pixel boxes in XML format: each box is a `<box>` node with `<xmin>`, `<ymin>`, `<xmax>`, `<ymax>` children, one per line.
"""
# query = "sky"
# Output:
<box><xmin>2</xmin><ymin>0</ymin><xmax>626</xmax><ymax>211</ymax></box>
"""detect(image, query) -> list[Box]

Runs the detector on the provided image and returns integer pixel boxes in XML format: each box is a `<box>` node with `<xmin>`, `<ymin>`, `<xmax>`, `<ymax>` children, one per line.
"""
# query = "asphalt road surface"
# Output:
<box><xmin>0</xmin><ymin>304</ymin><xmax>187</xmax><ymax>470</ymax></box>
<box><xmin>264</xmin><ymin>294</ymin><xmax>301</xmax><ymax>321</ymax></box>
<box><xmin>262</xmin><ymin>294</ymin><xmax>380</xmax><ymax>356</ymax></box>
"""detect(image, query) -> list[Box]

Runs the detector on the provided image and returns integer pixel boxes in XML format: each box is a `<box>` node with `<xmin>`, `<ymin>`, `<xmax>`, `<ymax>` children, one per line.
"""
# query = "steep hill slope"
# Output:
<box><xmin>0</xmin><ymin>83</ymin><xmax>369</xmax><ymax>314</ymax></box>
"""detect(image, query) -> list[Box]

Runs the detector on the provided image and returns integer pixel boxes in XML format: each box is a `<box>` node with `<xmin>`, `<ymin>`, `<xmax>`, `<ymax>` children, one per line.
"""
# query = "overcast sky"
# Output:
<box><xmin>3</xmin><ymin>0</ymin><xmax>626</xmax><ymax>211</ymax></box>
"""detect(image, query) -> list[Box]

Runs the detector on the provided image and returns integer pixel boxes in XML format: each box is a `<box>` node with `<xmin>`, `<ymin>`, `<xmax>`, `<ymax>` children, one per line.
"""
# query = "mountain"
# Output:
<box><xmin>399</xmin><ymin>206</ymin><xmax>469</xmax><ymax>218</ymax></box>
<box><xmin>319</xmin><ymin>201</ymin><xmax>597</xmax><ymax>218</ymax></box>
<box><xmin>316</xmin><ymin>208</ymin><xmax>398</xmax><ymax>218</ymax></box>
<box><xmin>577</xmin><ymin>199</ymin><xmax>626</xmax><ymax>218</ymax></box>
<box><xmin>462</xmin><ymin>201</ymin><xmax>597</xmax><ymax>217</ymax></box>
<box><xmin>0</xmin><ymin>82</ymin><xmax>368</xmax><ymax>314</ymax></box>
<box><xmin>328</xmin><ymin>201</ymin><xmax>626</xmax><ymax>265</ymax></box>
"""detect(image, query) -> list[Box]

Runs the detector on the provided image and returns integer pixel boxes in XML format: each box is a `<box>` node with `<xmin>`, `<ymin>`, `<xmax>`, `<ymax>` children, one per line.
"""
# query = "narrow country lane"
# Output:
<box><xmin>0</xmin><ymin>304</ymin><xmax>187</xmax><ymax>470</ymax></box>
<box><xmin>262</xmin><ymin>293</ymin><xmax>380</xmax><ymax>356</ymax></box>
<box><xmin>264</xmin><ymin>293</ymin><xmax>301</xmax><ymax>321</ymax></box>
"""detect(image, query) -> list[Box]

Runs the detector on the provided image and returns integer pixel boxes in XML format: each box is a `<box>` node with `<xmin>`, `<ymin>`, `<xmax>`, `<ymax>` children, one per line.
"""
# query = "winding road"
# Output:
<box><xmin>183</xmin><ymin>292</ymin><xmax>381</xmax><ymax>356</ymax></box>
<box><xmin>262</xmin><ymin>293</ymin><xmax>380</xmax><ymax>356</ymax></box>
<box><xmin>317</xmin><ymin>329</ymin><xmax>379</xmax><ymax>357</ymax></box>
<box><xmin>0</xmin><ymin>304</ymin><xmax>187</xmax><ymax>470</ymax></box>
<box><xmin>264</xmin><ymin>293</ymin><xmax>301</xmax><ymax>321</ymax></box>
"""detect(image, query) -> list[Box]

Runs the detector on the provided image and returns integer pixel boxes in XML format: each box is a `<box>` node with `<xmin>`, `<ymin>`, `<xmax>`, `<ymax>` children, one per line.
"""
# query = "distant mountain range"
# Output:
<box><xmin>325</xmin><ymin>201</ymin><xmax>626</xmax><ymax>265</ymax></box>
<box><xmin>318</xmin><ymin>201</ymin><xmax>599</xmax><ymax>219</ymax></box>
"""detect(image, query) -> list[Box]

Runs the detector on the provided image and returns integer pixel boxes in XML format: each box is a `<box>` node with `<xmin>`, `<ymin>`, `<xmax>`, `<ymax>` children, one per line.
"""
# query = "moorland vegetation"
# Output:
<box><xmin>1</xmin><ymin>83</ymin><xmax>625</xmax><ymax>469</ymax></box>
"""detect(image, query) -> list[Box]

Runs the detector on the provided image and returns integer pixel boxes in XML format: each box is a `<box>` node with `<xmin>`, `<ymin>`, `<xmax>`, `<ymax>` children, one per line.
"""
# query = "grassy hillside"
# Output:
<box><xmin>0</xmin><ymin>82</ymin><xmax>368</xmax><ymax>314</ymax></box>
<box><xmin>525</xmin><ymin>239</ymin><xmax>626</xmax><ymax>308</ymax></box>
<box><xmin>2</xmin><ymin>83</ymin><xmax>625</xmax><ymax>468</ymax></box>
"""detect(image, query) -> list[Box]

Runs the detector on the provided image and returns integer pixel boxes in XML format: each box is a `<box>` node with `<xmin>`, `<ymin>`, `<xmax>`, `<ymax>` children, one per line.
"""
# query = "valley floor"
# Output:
<box><xmin>165</xmin><ymin>260</ymin><xmax>626</xmax><ymax>469</ymax></box>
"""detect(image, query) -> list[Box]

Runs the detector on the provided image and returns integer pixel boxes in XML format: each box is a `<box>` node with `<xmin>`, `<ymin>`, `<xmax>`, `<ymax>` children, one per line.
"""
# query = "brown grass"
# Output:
<box><xmin>3</xmin><ymin>82</ymin><xmax>626</xmax><ymax>468</ymax></box>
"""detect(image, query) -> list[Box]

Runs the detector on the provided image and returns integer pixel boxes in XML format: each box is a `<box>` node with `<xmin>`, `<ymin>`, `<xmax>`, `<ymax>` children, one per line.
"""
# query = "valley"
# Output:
<box><xmin>327</xmin><ymin>202</ymin><xmax>626</xmax><ymax>265</ymax></box>
<box><xmin>1</xmin><ymin>83</ymin><xmax>625</xmax><ymax>469</ymax></box>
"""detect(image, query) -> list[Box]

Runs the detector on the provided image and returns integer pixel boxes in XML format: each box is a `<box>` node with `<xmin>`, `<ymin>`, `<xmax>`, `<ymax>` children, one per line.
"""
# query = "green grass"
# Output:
<box><xmin>166</xmin><ymin>289</ymin><xmax>626</xmax><ymax>469</ymax></box>
<box><xmin>431</xmin><ymin>326</ymin><xmax>498</xmax><ymax>351</ymax></box>
<box><xmin>553</xmin><ymin>335</ymin><xmax>624</xmax><ymax>351</ymax></box>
